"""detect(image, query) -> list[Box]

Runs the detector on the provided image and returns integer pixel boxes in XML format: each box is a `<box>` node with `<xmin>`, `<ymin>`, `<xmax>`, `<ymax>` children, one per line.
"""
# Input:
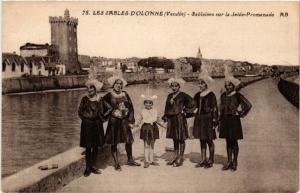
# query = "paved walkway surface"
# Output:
<box><xmin>60</xmin><ymin>79</ymin><xmax>299</xmax><ymax>193</ymax></box>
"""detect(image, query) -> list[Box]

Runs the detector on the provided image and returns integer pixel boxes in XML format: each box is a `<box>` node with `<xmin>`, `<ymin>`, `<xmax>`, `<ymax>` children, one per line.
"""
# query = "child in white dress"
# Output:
<box><xmin>135</xmin><ymin>93</ymin><xmax>165</xmax><ymax>168</ymax></box>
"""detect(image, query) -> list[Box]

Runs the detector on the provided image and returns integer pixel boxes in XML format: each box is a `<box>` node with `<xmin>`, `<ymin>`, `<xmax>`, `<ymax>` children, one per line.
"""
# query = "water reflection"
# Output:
<box><xmin>2</xmin><ymin>81</ymin><xmax>225</xmax><ymax>177</ymax></box>
<box><xmin>2</xmin><ymin>91</ymin><xmax>83</xmax><ymax>177</ymax></box>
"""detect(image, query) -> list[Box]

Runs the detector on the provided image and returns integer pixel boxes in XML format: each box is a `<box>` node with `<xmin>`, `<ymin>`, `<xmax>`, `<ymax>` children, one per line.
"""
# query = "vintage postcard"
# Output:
<box><xmin>1</xmin><ymin>1</ymin><xmax>299</xmax><ymax>193</ymax></box>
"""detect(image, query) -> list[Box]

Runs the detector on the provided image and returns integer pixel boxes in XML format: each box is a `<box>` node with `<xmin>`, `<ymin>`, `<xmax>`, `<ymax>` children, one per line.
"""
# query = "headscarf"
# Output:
<box><xmin>85</xmin><ymin>65</ymin><xmax>103</xmax><ymax>92</ymax></box>
<box><xmin>198</xmin><ymin>64</ymin><xmax>214</xmax><ymax>87</ymax></box>
<box><xmin>107</xmin><ymin>69</ymin><xmax>128</xmax><ymax>87</ymax></box>
<box><xmin>85</xmin><ymin>79</ymin><xmax>103</xmax><ymax>92</ymax></box>
<box><xmin>167</xmin><ymin>69</ymin><xmax>186</xmax><ymax>87</ymax></box>
<box><xmin>224</xmin><ymin>62</ymin><xmax>241</xmax><ymax>87</ymax></box>
<box><xmin>167</xmin><ymin>77</ymin><xmax>186</xmax><ymax>87</ymax></box>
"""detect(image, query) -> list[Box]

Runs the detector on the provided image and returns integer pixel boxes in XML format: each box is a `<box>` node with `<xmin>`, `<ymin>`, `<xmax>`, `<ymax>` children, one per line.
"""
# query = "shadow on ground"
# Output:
<box><xmin>158</xmin><ymin>151</ymin><xmax>227</xmax><ymax>166</ymax></box>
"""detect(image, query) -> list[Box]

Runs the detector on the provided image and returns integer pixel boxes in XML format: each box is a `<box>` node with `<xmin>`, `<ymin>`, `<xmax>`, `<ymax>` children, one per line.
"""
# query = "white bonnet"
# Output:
<box><xmin>85</xmin><ymin>79</ymin><xmax>103</xmax><ymax>92</ymax></box>
<box><xmin>167</xmin><ymin>78</ymin><xmax>186</xmax><ymax>87</ymax></box>
<box><xmin>224</xmin><ymin>63</ymin><xmax>241</xmax><ymax>86</ymax></box>
<box><xmin>107</xmin><ymin>70</ymin><xmax>128</xmax><ymax>87</ymax></box>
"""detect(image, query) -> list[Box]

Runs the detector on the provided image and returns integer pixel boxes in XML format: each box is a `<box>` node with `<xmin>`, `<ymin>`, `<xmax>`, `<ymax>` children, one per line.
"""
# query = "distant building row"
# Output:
<box><xmin>2</xmin><ymin>51</ymin><xmax>65</xmax><ymax>79</ymax></box>
<box><xmin>79</xmin><ymin>55</ymin><xmax>140</xmax><ymax>72</ymax></box>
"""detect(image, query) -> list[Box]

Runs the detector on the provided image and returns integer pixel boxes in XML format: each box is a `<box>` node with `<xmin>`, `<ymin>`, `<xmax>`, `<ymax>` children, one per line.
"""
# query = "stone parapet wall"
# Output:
<box><xmin>2</xmin><ymin>72</ymin><xmax>265</xmax><ymax>94</ymax></box>
<box><xmin>278</xmin><ymin>77</ymin><xmax>299</xmax><ymax>108</ymax></box>
<box><xmin>2</xmin><ymin>73</ymin><xmax>111</xmax><ymax>94</ymax></box>
<box><xmin>2</xmin><ymin>146</ymin><xmax>111</xmax><ymax>193</ymax></box>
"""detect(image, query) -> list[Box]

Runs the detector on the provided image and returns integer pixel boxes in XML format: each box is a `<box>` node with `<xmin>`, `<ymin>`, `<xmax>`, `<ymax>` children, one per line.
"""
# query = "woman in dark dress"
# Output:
<box><xmin>78</xmin><ymin>79</ymin><xmax>105</xmax><ymax>177</ymax></box>
<box><xmin>162</xmin><ymin>78</ymin><xmax>195</xmax><ymax>167</ymax></box>
<box><xmin>219</xmin><ymin>80</ymin><xmax>252</xmax><ymax>171</ymax></box>
<box><xmin>103</xmin><ymin>76</ymin><xmax>141</xmax><ymax>171</ymax></box>
<box><xmin>193</xmin><ymin>78</ymin><xmax>218</xmax><ymax>168</ymax></box>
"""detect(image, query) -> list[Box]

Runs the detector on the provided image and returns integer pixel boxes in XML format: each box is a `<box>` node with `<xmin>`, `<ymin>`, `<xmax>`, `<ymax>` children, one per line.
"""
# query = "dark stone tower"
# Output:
<box><xmin>49</xmin><ymin>9</ymin><xmax>80</xmax><ymax>74</ymax></box>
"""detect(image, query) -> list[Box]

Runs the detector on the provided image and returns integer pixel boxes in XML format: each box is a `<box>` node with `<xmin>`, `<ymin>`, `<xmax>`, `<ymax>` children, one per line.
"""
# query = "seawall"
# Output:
<box><xmin>1</xmin><ymin>146</ymin><xmax>111</xmax><ymax>193</ymax></box>
<box><xmin>278</xmin><ymin>77</ymin><xmax>299</xmax><ymax>108</ymax></box>
<box><xmin>2</xmin><ymin>72</ymin><xmax>264</xmax><ymax>94</ymax></box>
<box><xmin>2</xmin><ymin>74</ymin><xmax>109</xmax><ymax>94</ymax></box>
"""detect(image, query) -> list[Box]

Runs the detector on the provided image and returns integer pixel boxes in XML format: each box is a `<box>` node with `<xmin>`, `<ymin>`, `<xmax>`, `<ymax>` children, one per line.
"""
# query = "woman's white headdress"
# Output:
<box><xmin>224</xmin><ymin>62</ymin><xmax>241</xmax><ymax>86</ymax></box>
<box><xmin>167</xmin><ymin>69</ymin><xmax>186</xmax><ymax>87</ymax></box>
<box><xmin>141</xmin><ymin>85</ymin><xmax>157</xmax><ymax>101</ymax></box>
<box><xmin>198</xmin><ymin>64</ymin><xmax>214</xmax><ymax>85</ymax></box>
<box><xmin>85</xmin><ymin>66</ymin><xmax>103</xmax><ymax>92</ymax></box>
<box><xmin>107</xmin><ymin>69</ymin><xmax>128</xmax><ymax>87</ymax></box>
<box><xmin>167</xmin><ymin>78</ymin><xmax>186</xmax><ymax>86</ymax></box>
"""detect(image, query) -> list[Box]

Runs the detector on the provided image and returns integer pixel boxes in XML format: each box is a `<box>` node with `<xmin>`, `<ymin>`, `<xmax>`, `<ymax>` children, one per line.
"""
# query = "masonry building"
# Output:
<box><xmin>2</xmin><ymin>53</ymin><xmax>49</xmax><ymax>78</ymax></box>
<box><xmin>49</xmin><ymin>9</ymin><xmax>80</xmax><ymax>74</ymax></box>
<box><xmin>20</xmin><ymin>43</ymin><xmax>59</xmax><ymax>63</ymax></box>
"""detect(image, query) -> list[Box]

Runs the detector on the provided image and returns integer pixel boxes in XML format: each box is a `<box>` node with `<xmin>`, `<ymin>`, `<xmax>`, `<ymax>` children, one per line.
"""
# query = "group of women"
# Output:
<box><xmin>78</xmin><ymin>71</ymin><xmax>252</xmax><ymax>177</ymax></box>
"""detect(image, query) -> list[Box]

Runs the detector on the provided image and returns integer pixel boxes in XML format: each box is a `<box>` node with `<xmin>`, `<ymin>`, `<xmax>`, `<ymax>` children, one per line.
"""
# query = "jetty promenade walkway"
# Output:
<box><xmin>60</xmin><ymin>78</ymin><xmax>299</xmax><ymax>193</ymax></box>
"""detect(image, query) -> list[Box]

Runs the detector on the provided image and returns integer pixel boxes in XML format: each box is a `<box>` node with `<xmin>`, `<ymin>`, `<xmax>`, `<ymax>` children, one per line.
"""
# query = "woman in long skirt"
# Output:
<box><xmin>162</xmin><ymin>78</ymin><xmax>195</xmax><ymax>167</ymax></box>
<box><xmin>193</xmin><ymin>78</ymin><xmax>218</xmax><ymax>168</ymax></box>
<box><xmin>103</xmin><ymin>75</ymin><xmax>141</xmax><ymax>171</ymax></box>
<box><xmin>219</xmin><ymin>79</ymin><xmax>252</xmax><ymax>171</ymax></box>
<box><xmin>78</xmin><ymin>79</ymin><xmax>105</xmax><ymax>177</ymax></box>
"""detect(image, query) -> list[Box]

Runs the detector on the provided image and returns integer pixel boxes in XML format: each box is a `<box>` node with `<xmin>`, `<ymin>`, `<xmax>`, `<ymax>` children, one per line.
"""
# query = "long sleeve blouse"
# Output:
<box><xmin>102</xmin><ymin>91</ymin><xmax>135</xmax><ymax>124</ymax></box>
<box><xmin>193</xmin><ymin>91</ymin><xmax>218</xmax><ymax>121</ymax></box>
<box><xmin>78</xmin><ymin>95</ymin><xmax>104</xmax><ymax>121</ymax></box>
<box><xmin>163</xmin><ymin>92</ymin><xmax>195</xmax><ymax>118</ymax></box>
<box><xmin>220</xmin><ymin>91</ymin><xmax>252</xmax><ymax>118</ymax></box>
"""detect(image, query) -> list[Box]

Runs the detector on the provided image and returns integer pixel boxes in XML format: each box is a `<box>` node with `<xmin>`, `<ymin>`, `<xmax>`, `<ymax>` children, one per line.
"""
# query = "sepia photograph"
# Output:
<box><xmin>1</xmin><ymin>1</ymin><xmax>299</xmax><ymax>193</ymax></box>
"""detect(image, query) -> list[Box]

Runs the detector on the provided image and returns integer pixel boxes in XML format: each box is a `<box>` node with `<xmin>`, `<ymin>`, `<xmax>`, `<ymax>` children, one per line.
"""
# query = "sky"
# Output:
<box><xmin>2</xmin><ymin>1</ymin><xmax>300</xmax><ymax>66</ymax></box>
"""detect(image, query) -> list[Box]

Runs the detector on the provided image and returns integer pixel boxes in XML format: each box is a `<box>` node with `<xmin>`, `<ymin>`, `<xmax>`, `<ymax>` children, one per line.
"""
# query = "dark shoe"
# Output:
<box><xmin>127</xmin><ymin>160</ymin><xmax>141</xmax><ymax>166</ymax></box>
<box><xmin>195</xmin><ymin>160</ymin><xmax>207</xmax><ymax>168</ymax></box>
<box><xmin>114</xmin><ymin>163</ymin><xmax>121</xmax><ymax>171</ymax></box>
<box><xmin>84</xmin><ymin>167</ymin><xmax>91</xmax><ymax>177</ymax></box>
<box><xmin>91</xmin><ymin>167</ymin><xmax>101</xmax><ymax>174</ymax></box>
<box><xmin>144</xmin><ymin>162</ymin><xmax>150</xmax><ymax>168</ymax></box>
<box><xmin>167</xmin><ymin>158</ymin><xmax>177</xmax><ymax>165</ymax></box>
<box><xmin>231</xmin><ymin>161</ymin><xmax>237</xmax><ymax>171</ymax></box>
<box><xmin>150</xmin><ymin>162</ymin><xmax>159</xmax><ymax>166</ymax></box>
<box><xmin>222</xmin><ymin>161</ymin><xmax>233</xmax><ymax>171</ymax></box>
<box><xmin>167</xmin><ymin>151</ymin><xmax>178</xmax><ymax>165</ymax></box>
<box><xmin>204</xmin><ymin>160</ymin><xmax>213</xmax><ymax>168</ymax></box>
<box><xmin>174</xmin><ymin>157</ymin><xmax>183</xmax><ymax>167</ymax></box>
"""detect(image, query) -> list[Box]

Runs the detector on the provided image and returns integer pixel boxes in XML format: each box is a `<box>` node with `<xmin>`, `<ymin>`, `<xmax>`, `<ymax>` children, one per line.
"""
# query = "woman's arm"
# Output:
<box><xmin>193</xmin><ymin>93</ymin><xmax>200</xmax><ymax>114</ymax></box>
<box><xmin>155</xmin><ymin>110</ymin><xmax>167</xmax><ymax>129</ymax></box>
<box><xmin>134</xmin><ymin>112</ymin><xmax>143</xmax><ymax>127</ymax></box>
<box><xmin>184</xmin><ymin>93</ymin><xmax>196</xmax><ymax>118</ymax></box>
<box><xmin>161</xmin><ymin>96</ymin><xmax>169</xmax><ymax>122</ymax></box>
<box><xmin>211</xmin><ymin>93</ymin><xmax>219</xmax><ymax>127</ymax></box>
<box><xmin>102</xmin><ymin>93</ymin><xmax>113</xmax><ymax>120</ymax></box>
<box><xmin>125</xmin><ymin>92</ymin><xmax>135</xmax><ymax>124</ymax></box>
<box><xmin>98</xmin><ymin>98</ymin><xmax>107</xmax><ymax>122</ymax></box>
<box><xmin>238</xmin><ymin>93</ymin><xmax>252</xmax><ymax>118</ymax></box>
<box><xmin>78</xmin><ymin>97</ymin><xmax>85</xmax><ymax>120</ymax></box>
